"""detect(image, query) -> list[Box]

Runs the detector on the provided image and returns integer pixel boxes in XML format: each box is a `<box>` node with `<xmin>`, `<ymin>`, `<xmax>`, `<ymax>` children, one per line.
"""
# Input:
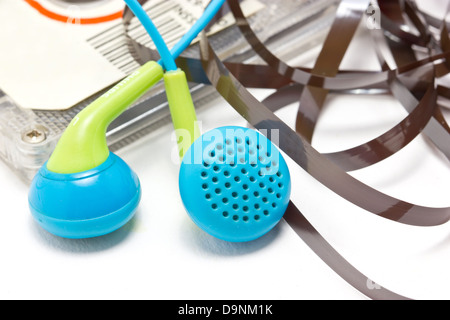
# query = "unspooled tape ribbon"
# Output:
<box><xmin>122</xmin><ymin>0</ymin><xmax>450</xmax><ymax>300</ymax></box>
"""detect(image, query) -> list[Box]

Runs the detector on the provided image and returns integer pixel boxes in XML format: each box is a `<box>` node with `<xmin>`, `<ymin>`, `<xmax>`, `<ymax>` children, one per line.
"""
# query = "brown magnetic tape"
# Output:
<box><xmin>122</xmin><ymin>0</ymin><xmax>450</xmax><ymax>300</ymax></box>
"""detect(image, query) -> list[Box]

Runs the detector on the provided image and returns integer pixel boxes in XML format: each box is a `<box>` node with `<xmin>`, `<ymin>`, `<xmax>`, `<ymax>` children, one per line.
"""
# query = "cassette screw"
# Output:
<box><xmin>22</xmin><ymin>128</ymin><xmax>47</xmax><ymax>144</ymax></box>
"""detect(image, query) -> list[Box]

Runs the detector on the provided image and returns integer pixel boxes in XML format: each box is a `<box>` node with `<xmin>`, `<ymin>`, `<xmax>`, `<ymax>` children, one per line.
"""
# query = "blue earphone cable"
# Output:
<box><xmin>123</xmin><ymin>0</ymin><xmax>226</xmax><ymax>70</ymax></box>
<box><xmin>169</xmin><ymin>0</ymin><xmax>226</xmax><ymax>61</ymax></box>
<box><xmin>123</xmin><ymin>0</ymin><xmax>177</xmax><ymax>71</ymax></box>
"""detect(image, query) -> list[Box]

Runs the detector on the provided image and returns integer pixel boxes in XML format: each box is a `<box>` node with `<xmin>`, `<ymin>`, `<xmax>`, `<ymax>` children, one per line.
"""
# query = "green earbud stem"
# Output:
<box><xmin>47</xmin><ymin>61</ymin><xmax>164</xmax><ymax>174</ymax></box>
<box><xmin>163</xmin><ymin>69</ymin><xmax>200</xmax><ymax>159</ymax></box>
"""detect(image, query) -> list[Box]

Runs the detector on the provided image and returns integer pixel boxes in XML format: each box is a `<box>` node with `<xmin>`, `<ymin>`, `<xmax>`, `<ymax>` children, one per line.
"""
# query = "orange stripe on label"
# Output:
<box><xmin>24</xmin><ymin>0</ymin><xmax>123</xmax><ymax>24</ymax></box>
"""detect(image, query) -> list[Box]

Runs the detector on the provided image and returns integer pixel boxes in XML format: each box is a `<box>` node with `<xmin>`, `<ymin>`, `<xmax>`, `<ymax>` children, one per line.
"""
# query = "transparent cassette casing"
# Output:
<box><xmin>0</xmin><ymin>0</ymin><xmax>338</xmax><ymax>182</ymax></box>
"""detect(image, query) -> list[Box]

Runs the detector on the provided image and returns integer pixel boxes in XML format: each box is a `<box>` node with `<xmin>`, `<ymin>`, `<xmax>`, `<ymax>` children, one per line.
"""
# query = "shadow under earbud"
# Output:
<box><xmin>180</xmin><ymin>219</ymin><xmax>281</xmax><ymax>257</ymax></box>
<box><xmin>31</xmin><ymin>210</ymin><xmax>140</xmax><ymax>254</ymax></box>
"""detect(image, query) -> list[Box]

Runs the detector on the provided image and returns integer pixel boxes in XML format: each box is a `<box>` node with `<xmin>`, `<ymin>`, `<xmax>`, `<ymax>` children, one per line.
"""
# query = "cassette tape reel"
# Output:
<box><xmin>0</xmin><ymin>0</ymin><xmax>336</xmax><ymax>182</ymax></box>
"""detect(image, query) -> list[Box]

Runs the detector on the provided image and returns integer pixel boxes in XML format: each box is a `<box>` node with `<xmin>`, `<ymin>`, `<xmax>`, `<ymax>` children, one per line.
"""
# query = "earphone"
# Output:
<box><xmin>163</xmin><ymin>63</ymin><xmax>291</xmax><ymax>242</ymax></box>
<box><xmin>28</xmin><ymin>0</ymin><xmax>291</xmax><ymax>242</ymax></box>
<box><xmin>28</xmin><ymin>60</ymin><xmax>164</xmax><ymax>239</ymax></box>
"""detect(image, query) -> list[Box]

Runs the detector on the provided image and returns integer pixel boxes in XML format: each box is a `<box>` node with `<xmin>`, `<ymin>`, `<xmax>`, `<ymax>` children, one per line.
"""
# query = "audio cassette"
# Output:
<box><xmin>0</xmin><ymin>0</ymin><xmax>337</xmax><ymax>182</ymax></box>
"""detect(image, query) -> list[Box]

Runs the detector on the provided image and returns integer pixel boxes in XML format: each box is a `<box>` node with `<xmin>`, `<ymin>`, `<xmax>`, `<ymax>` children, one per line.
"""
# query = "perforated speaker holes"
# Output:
<box><xmin>199</xmin><ymin>134</ymin><xmax>285</xmax><ymax>223</ymax></box>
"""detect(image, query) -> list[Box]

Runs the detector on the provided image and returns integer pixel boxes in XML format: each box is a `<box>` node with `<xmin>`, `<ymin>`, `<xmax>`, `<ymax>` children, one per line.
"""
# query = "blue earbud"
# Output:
<box><xmin>28</xmin><ymin>61</ymin><xmax>164</xmax><ymax>239</ymax></box>
<box><xmin>28</xmin><ymin>153</ymin><xmax>141</xmax><ymax>239</ymax></box>
<box><xmin>179</xmin><ymin>126</ymin><xmax>291</xmax><ymax>242</ymax></box>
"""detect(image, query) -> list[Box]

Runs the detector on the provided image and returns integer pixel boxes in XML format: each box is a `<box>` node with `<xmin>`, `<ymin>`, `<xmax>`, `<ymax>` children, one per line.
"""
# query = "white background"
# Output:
<box><xmin>0</xmin><ymin>0</ymin><xmax>449</xmax><ymax>301</ymax></box>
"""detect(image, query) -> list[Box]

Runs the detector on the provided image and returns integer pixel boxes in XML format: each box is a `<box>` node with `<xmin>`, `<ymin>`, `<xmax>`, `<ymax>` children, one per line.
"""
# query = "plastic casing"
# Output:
<box><xmin>179</xmin><ymin>126</ymin><xmax>291</xmax><ymax>242</ymax></box>
<box><xmin>28</xmin><ymin>152</ymin><xmax>141</xmax><ymax>239</ymax></box>
<box><xmin>0</xmin><ymin>0</ymin><xmax>338</xmax><ymax>182</ymax></box>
